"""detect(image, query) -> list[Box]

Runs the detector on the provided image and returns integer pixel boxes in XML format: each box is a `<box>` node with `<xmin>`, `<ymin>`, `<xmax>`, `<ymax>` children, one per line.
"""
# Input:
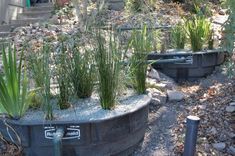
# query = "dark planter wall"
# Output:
<box><xmin>148</xmin><ymin>50</ymin><xmax>226</xmax><ymax>81</ymax></box>
<box><xmin>0</xmin><ymin>96</ymin><xmax>151</xmax><ymax>156</ymax></box>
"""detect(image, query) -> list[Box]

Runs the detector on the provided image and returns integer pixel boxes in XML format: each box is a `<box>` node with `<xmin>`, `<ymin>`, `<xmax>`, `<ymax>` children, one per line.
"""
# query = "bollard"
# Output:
<box><xmin>183</xmin><ymin>116</ymin><xmax>200</xmax><ymax>156</ymax></box>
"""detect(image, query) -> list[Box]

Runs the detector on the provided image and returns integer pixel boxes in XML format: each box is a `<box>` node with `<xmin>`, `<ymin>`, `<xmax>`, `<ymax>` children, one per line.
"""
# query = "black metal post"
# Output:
<box><xmin>183</xmin><ymin>116</ymin><xmax>200</xmax><ymax>156</ymax></box>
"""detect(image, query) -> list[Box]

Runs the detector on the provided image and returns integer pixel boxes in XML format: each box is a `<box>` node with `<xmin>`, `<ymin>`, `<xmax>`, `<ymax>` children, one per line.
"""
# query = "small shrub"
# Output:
<box><xmin>0</xmin><ymin>45</ymin><xmax>29</xmax><ymax>119</ymax></box>
<box><xmin>186</xmin><ymin>16</ymin><xmax>211</xmax><ymax>52</ymax></box>
<box><xmin>171</xmin><ymin>23</ymin><xmax>187</xmax><ymax>49</ymax></box>
<box><xmin>69</xmin><ymin>45</ymin><xmax>95</xmax><ymax>98</ymax></box>
<box><xmin>129</xmin><ymin>25</ymin><xmax>153</xmax><ymax>94</ymax></box>
<box><xmin>95</xmin><ymin>31</ymin><xmax>122</xmax><ymax>109</ymax></box>
<box><xmin>222</xmin><ymin>0</ymin><xmax>235</xmax><ymax>53</ymax></box>
<box><xmin>221</xmin><ymin>0</ymin><xmax>235</xmax><ymax>77</ymax></box>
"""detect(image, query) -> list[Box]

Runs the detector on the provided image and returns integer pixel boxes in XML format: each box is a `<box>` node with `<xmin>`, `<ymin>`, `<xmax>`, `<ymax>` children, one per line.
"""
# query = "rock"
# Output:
<box><xmin>167</xmin><ymin>90</ymin><xmax>184</xmax><ymax>102</ymax></box>
<box><xmin>50</xmin><ymin>15</ymin><xmax>60</xmax><ymax>25</ymax></box>
<box><xmin>147</xmin><ymin>88</ymin><xmax>167</xmax><ymax>105</ymax></box>
<box><xmin>208</xmin><ymin>127</ymin><xmax>217</xmax><ymax>135</ymax></box>
<box><xmin>146</xmin><ymin>78</ymin><xmax>157</xmax><ymax>86</ymax></box>
<box><xmin>212</xmin><ymin>142</ymin><xmax>226</xmax><ymax>151</ymax></box>
<box><xmin>229</xmin><ymin>102</ymin><xmax>235</xmax><ymax>106</ymax></box>
<box><xmin>148</xmin><ymin>68</ymin><xmax>160</xmax><ymax>81</ymax></box>
<box><xmin>219</xmin><ymin>9</ymin><xmax>226</xmax><ymax>15</ymax></box>
<box><xmin>204</xmin><ymin>144</ymin><xmax>211</xmax><ymax>152</ymax></box>
<box><xmin>155</xmin><ymin>83</ymin><xmax>167</xmax><ymax>89</ymax></box>
<box><xmin>228</xmin><ymin>132</ymin><xmax>235</xmax><ymax>139</ymax></box>
<box><xmin>225</xmin><ymin>106</ymin><xmax>235</xmax><ymax>113</ymax></box>
<box><xmin>198</xmin><ymin>105</ymin><xmax>206</xmax><ymax>110</ymax></box>
<box><xmin>219</xmin><ymin>133</ymin><xmax>228</xmax><ymax>142</ymax></box>
<box><xmin>228</xmin><ymin>146</ymin><xmax>235</xmax><ymax>155</ymax></box>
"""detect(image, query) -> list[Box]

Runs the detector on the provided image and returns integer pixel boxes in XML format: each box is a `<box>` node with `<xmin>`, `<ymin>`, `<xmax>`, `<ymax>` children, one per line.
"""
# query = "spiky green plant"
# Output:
<box><xmin>56</xmin><ymin>41</ymin><xmax>71</xmax><ymax>110</ymax></box>
<box><xmin>28</xmin><ymin>45</ymin><xmax>49</xmax><ymax>109</ymax></box>
<box><xmin>43</xmin><ymin>48</ymin><xmax>53</xmax><ymax>120</ymax></box>
<box><xmin>0</xmin><ymin>45</ymin><xmax>29</xmax><ymax>119</ymax></box>
<box><xmin>69</xmin><ymin>46</ymin><xmax>95</xmax><ymax>98</ymax></box>
<box><xmin>171</xmin><ymin>23</ymin><xmax>187</xmax><ymax>49</ymax></box>
<box><xmin>129</xmin><ymin>25</ymin><xmax>153</xmax><ymax>94</ymax></box>
<box><xmin>186</xmin><ymin>16</ymin><xmax>211</xmax><ymax>52</ymax></box>
<box><xmin>27</xmin><ymin>44</ymin><xmax>53</xmax><ymax>119</ymax></box>
<box><xmin>95</xmin><ymin>31</ymin><xmax>122</xmax><ymax>109</ymax></box>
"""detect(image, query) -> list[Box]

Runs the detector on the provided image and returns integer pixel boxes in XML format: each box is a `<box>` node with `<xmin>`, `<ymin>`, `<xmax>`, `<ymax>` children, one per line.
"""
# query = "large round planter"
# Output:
<box><xmin>148</xmin><ymin>50</ymin><xmax>226</xmax><ymax>81</ymax></box>
<box><xmin>0</xmin><ymin>95</ymin><xmax>150</xmax><ymax>156</ymax></box>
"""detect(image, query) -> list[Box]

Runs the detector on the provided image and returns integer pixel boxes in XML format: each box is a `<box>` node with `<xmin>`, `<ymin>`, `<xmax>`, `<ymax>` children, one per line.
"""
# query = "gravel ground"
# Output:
<box><xmin>134</xmin><ymin>68</ymin><xmax>235</xmax><ymax>156</ymax></box>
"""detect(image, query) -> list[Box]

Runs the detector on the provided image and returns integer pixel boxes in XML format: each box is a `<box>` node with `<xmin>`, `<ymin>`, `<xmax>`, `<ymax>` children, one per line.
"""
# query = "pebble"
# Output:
<box><xmin>198</xmin><ymin>105</ymin><xmax>206</xmax><ymax>110</ymax></box>
<box><xmin>204</xmin><ymin>143</ymin><xmax>211</xmax><ymax>152</ymax></box>
<box><xmin>229</xmin><ymin>102</ymin><xmax>235</xmax><ymax>106</ymax></box>
<box><xmin>219</xmin><ymin>133</ymin><xmax>228</xmax><ymax>142</ymax></box>
<box><xmin>228</xmin><ymin>146</ymin><xmax>235</xmax><ymax>155</ymax></box>
<box><xmin>225</xmin><ymin>106</ymin><xmax>235</xmax><ymax>113</ymax></box>
<box><xmin>228</xmin><ymin>132</ymin><xmax>235</xmax><ymax>139</ymax></box>
<box><xmin>209</xmin><ymin>127</ymin><xmax>217</xmax><ymax>135</ymax></box>
<box><xmin>212</xmin><ymin>142</ymin><xmax>226</xmax><ymax>151</ymax></box>
<box><xmin>167</xmin><ymin>90</ymin><xmax>184</xmax><ymax>102</ymax></box>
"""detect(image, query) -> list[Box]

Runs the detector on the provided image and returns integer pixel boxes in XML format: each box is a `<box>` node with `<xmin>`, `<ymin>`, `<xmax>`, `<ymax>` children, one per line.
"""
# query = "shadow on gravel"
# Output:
<box><xmin>134</xmin><ymin>103</ymin><xmax>177</xmax><ymax>156</ymax></box>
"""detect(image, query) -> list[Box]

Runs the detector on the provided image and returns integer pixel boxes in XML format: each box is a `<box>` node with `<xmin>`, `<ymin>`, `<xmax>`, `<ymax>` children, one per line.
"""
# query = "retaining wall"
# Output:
<box><xmin>0</xmin><ymin>0</ymin><xmax>25</xmax><ymax>24</ymax></box>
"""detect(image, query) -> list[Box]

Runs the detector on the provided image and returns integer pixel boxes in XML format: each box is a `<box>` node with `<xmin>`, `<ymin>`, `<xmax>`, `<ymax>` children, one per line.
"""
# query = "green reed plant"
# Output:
<box><xmin>69</xmin><ymin>46</ymin><xmax>95</xmax><ymax>98</ymax></box>
<box><xmin>28</xmin><ymin>43</ymin><xmax>53</xmax><ymax>119</ymax></box>
<box><xmin>28</xmin><ymin>45</ymin><xmax>50</xmax><ymax>109</ymax></box>
<box><xmin>129</xmin><ymin>25</ymin><xmax>153</xmax><ymax>94</ymax></box>
<box><xmin>0</xmin><ymin>45</ymin><xmax>29</xmax><ymax>119</ymax></box>
<box><xmin>56</xmin><ymin>40</ymin><xmax>71</xmax><ymax>110</ymax></box>
<box><xmin>95</xmin><ymin>31</ymin><xmax>122</xmax><ymax>110</ymax></box>
<box><xmin>27</xmin><ymin>44</ymin><xmax>53</xmax><ymax>119</ymax></box>
<box><xmin>208</xmin><ymin>29</ymin><xmax>214</xmax><ymax>50</ymax></box>
<box><xmin>43</xmin><ymin>46</ymin><xmax>53</xmax><ymax>120</ymax></box>
<box><xmin>186</xmin><ymin>16</ymin><xmax>211</xmax><ymax>52</ymax></box>
<box><xmin>171</xmin><ymin>23</ymin><xmax>187</xmax><ymax>49</ymax></box>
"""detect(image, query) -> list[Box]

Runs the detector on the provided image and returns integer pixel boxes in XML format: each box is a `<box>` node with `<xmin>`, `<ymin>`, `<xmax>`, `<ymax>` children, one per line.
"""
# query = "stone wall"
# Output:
<box><xmin>0</xmin><ymin>0</ymin><xmax>25</xmax><ymax>24</ymax></box>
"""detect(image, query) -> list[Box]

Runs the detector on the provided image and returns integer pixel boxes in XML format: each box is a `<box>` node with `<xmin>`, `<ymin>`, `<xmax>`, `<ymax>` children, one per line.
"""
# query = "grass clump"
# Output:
<box><xmin>28</xmin><ymin>44</ymin><xmax>53</xmax><ymax>119</ymax></box>
<box><xmin>186</xmin><ymin>16</ymin><xmax>211</xmax><ymax>52</ymax></box>
<box><xmin>95</xmin><ymin>31</ymin><xmax>122</xmax><ymax>110</ymax></box>
<box><xmin>28</xmin><ymin>45</ymin><xmax>50</xmax><ymax>109</ymax></box>
<box><xmin>129</xmin><ymin>25</ymin><xmax>153</xmax><ymax>94</ymax></box>
<box><xmin>208</xmin><ymin>30</ymin><xmax>214</xmax><ymax>50</ymax></box>
<box><xmin>0</xmin><ymin>45</ymin><xmax>30</xmax><ymax>119</ymax></box>
<box><xmin>42</xmin><ymin>45</ymin><xmax>53</xmax><ymax>120</ymax></box>
<box><xmin>171</xmin><ymin>22</ymin><xmax>187</xmax><ymax>49</ymax></box>
<box><xmin>55</xmin><ymin>38</ymin><xmax>71</xmax><ymax>110</ymax></box>
<box><xmin>69</xmin><ymin>45</ymin><xmax>95</xmax><ymax>98</ymax></box>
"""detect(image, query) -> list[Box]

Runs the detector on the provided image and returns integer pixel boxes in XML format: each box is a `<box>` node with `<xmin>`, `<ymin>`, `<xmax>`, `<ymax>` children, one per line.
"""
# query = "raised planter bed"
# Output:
<box><xmin>0</xmin><ymin>95</ymin><xmax>150</xmax><ymax>156</ymax></box>
<box><xmin>148</xmin><ymin>50</ymin><xmax>226</xmax><ymax>81</ymax></box>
